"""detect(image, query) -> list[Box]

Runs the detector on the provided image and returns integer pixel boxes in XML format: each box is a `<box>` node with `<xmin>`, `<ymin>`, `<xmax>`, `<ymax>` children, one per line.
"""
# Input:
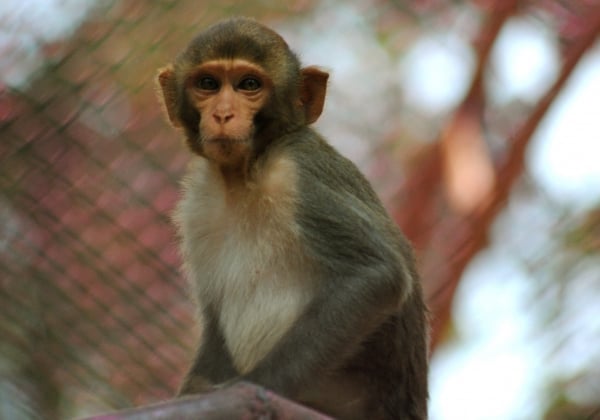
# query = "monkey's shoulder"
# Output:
<box><xmin>280</xmin><ymin>130</ymin><xmax>381</xmax><ymax>201</ymax></box>
<box><xmin>277</xmin><ymin>130</ymin><xmax>392</xmax><ymax>229</ymax></box>
<box><xmin>275</xmin><ymin>130</ymin><xmax>411</xmax><ymax>270</ymax></box>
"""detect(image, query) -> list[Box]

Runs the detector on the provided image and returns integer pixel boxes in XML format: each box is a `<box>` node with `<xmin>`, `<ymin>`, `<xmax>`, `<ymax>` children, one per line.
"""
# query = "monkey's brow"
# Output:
<box><xmin>193</xmin><ymin>59</ymin><xmax>267</xmax><ymax>74</ymax></box>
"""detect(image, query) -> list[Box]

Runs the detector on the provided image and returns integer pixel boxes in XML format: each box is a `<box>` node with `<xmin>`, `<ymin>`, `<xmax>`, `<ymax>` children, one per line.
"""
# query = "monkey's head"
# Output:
<box><xmin>157</xmin><ymin>18</ymin><xmax>329</xmax><ymax>168</ymax></box>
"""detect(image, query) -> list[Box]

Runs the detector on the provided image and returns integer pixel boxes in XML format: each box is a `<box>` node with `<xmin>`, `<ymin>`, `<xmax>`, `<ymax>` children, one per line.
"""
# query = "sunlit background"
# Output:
<box><xmin>1</xmin><ymin>1</ymin><xmax>599</xmax><ymax>419</ymax></box>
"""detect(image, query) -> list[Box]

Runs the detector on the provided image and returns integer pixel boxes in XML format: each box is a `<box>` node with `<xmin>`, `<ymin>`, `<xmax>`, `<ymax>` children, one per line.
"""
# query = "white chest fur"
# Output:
<box><xmin>174</xmin><ymin>154</ymin><xmax>312</xmax><ymax>374</ymax></box>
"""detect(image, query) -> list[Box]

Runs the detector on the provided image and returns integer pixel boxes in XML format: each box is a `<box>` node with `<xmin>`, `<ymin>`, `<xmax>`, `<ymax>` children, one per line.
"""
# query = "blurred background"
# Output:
<box><xmin>1</xmin><ymin>0</ymin><xmax>599</xmax><ymax>419</ymax></box>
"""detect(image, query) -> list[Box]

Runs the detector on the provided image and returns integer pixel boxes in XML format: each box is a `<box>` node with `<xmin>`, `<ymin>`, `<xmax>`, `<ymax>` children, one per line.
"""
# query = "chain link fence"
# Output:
<box><xmin>3</xmin><ymin>2</ymin><xmax>357</xmax><ymax>417</ymax></box>
<box><xmin>2</xmin><ymin>1</ymin><xmax>600</xmax><ymax>419</ymax></box>
<box><xmin>0</xmin><ymin>1</ymin><xmax>243</xmax><ymax>417</ymax></box>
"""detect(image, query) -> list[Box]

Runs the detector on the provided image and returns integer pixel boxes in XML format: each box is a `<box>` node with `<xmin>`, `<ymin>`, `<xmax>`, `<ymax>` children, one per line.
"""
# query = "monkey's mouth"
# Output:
<box><xmin>205</xmin><ymin>137</ymin><xmax>247</xmax><ymax>145</ymax></box>
<box><xmin>201</xmin><ymin>135</ymin><xmax>250</xmax><ymax>161</ymax></box>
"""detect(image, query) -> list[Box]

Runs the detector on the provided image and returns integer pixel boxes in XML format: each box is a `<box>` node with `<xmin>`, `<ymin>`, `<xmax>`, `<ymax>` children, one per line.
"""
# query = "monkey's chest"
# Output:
<box><xmin>207</xmin><ymin>227</ymin><xmax>312</xmax><ymax>374</ymax></box>
<box><xmin>219</xmin><ymin>258</ymin><xmax>311</xmax><ymax>374</ymax></box>
<box><xmin>181</xmin><ymin>198</ymin><xmax>311</xmax><ymax>374</ymax></box>
<box><xmin>177</xmin><ymin>156</ymin><xmax>309</xmax><ymax>373</ymax></box>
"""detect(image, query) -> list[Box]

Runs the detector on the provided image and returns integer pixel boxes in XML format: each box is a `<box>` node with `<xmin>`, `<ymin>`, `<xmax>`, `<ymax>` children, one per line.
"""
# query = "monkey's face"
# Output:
<box><xmin>184</xmin><ymin>59</ymin><xmax>272</xmax><ymax>167</ymax></box>
<box><xmin>157</xmin><ymin>18</ymin><xmax>328</xmax><ymax>169</ymax></box>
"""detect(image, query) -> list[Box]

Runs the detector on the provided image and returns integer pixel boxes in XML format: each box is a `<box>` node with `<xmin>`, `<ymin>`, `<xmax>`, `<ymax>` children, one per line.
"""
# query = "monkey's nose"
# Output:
<box><xmin>213</xmin><ymin>112</ymin><xmax>234</xmax><ymax>125</ymax></box>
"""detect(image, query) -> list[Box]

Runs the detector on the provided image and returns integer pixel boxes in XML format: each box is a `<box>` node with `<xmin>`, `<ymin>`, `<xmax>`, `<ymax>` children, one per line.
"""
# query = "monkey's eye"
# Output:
<box><xmin>196</xmin><ymin>77</ymin><xmax>220</xmax><ymax>91</ymax></box>
<box><xmin>238</xmin><ymin>77</ymin><xmax>262</xmax><ymax>91</ymax></box>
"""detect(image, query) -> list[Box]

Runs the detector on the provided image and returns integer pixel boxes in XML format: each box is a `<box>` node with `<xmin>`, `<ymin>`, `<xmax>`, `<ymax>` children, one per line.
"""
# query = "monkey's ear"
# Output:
<box><xmin>300</xmin><ymin>66</ymin><xmax>329</xmax><ymax>124</ymax></box>
<box><xmin>156</xmin><ymin>65</ymin><xmax>182</xmax><ymax>128</ymax></box>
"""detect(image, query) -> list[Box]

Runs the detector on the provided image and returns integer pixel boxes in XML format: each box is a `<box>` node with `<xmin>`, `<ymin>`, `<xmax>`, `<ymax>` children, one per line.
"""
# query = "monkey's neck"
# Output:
<box><xmin>211</xmin><ymin>154</ymin><xmax>262</xmax><ymax>191</ymax></box>
<box><xmin>212</xmin><ymin>144</ymin><xmax>276</xmax><ymax>189</ymax></box>
<box><xmin>219</xmin><ymin>165</ymin><xmax>248</xmax><ymax>188</ymax></box>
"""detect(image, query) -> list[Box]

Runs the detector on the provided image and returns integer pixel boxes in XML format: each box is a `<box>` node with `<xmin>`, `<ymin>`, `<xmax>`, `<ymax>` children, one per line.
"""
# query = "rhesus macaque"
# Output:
<box><xmin>156</xmin><ymin>17</ymin><xmax>429</xmax><ymax>420</ymax></box>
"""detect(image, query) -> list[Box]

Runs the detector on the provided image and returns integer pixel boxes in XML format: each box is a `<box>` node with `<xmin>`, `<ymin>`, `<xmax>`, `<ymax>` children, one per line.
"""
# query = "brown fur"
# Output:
<box><xmin>157</xmin><ymin>17</ymin><xmax>429</xmax><ymax>420</ymax></box>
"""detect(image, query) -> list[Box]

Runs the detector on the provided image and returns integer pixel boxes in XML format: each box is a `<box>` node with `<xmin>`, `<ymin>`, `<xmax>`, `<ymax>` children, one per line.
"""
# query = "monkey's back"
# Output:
<box><xmin>280</xmin><ymin>129</ymin><xmax>429</xmax><ymax>419</ymax></box>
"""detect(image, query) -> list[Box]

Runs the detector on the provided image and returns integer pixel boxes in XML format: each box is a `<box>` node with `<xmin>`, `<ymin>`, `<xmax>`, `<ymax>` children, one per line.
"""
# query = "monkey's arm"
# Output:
<box><xmin>179</xmin><ymin>307</ymin><xmax>239</xmax><ymax>395</ymax></box>
<box><xmin>241</xmin><ymin>175</ymin><xmax>413</xmax><ymax>397</ymax></box>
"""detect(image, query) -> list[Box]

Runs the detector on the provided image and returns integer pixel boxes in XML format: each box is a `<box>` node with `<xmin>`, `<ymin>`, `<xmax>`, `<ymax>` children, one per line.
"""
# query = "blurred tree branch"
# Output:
<box><xmin>392</xmin><ymin>0</ymin><xmax>600</xmax><ymax>350</ymax></box>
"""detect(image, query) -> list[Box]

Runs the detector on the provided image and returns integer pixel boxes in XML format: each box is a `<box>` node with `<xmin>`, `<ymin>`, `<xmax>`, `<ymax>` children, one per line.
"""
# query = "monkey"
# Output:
<box><xmin>156</xmin><ymin>17</ymin><xmax>429</xmax><ymax>420</ymax></box>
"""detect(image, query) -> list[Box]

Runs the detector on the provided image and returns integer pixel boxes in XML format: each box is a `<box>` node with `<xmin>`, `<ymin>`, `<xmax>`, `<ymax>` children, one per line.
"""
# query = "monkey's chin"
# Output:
<box><xmin>202</xmin><ymin>136</ymin><xmax>250</xmax><ymax>167</ymax></box>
